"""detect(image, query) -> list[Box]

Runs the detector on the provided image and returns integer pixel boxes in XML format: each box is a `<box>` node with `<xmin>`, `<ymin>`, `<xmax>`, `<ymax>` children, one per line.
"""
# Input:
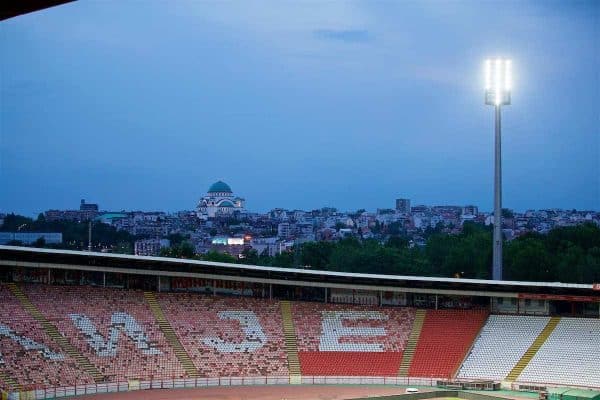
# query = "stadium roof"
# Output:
<box><xmin>2</xmin><ymin>245</ymin><xmax>599</xmax><ymax>300</ymax></box>
<box><xmin>1</xmin><ymin>0</ymin><xmax>75</xmax><ymax>21</ymax></box>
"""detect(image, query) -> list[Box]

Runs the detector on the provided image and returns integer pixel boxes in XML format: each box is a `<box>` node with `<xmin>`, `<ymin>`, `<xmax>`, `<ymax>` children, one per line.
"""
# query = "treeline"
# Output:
<box><xmin>164</xmin><ymin>222</ymin><xmax>600</xmax><ymax>284</ymax></box>
<box><xmin>1</xmin><ymin>213</ymin><xmax>137</xmax><ymax>252</ymax></box>
<box><xmin>4</xmin><ymin>213</ymin><xmax>600</xmax><ymax>284</ymax></box>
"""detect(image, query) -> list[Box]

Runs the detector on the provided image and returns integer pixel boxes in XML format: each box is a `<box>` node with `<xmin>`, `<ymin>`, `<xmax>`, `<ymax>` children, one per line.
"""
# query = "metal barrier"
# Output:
<box><xmin>351</xmin><ymin>390</ymin><xmax>518</xmax><ymax>400</ymax></box>
<box><xmin>3</xmin><ymin>376</ymin><xmax>447</xmax><ymax>400</ymax></box>
<box><xmin>14</xmin><ymin>376</ymin><xmax>598</xmax><ymax>400</ymax></box>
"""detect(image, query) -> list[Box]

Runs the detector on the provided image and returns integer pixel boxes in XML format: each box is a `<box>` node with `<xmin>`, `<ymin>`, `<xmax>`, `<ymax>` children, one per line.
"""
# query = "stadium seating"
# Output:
<box><xmin>292</xmin><ymin>302</ymin><xmax>415</xmax><ymax>375</ymax></box>
<box><xmin>0</xmin><ymin>285</ymin><xmax>95</xmax><ymax>390</ymax></box>
<box><xmin>2</xmin><ymin>282</ymin><xmax>600</xmax><ymax>393</ymax></box>
<box><xmin>518</xmin><ymin>317</ymin><xmax>600</xmax><ymax>387</ymax></box>
<box><xmin>156</xmin><ymin>293</ymin><xmax>289</xmax><ymax>377</ymax></box>
<box><xmin>23</xmin><ymin>284</ymin><xmax>186</xmax><ymax>382</ymax></box>
<box><xmin>408</xmin><ymin>309</ymin><xmax>488</xmax><ymax>378</ymax></box>
<box><xmin>457</xmin><ymin>315</ymin><xmax>550</xmax><ymax>380</ymax></box>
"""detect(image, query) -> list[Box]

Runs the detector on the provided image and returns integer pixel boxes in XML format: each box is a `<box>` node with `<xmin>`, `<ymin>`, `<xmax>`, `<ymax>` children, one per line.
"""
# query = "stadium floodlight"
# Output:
<box><xmin>485</xmin><ymin>58</ymin><xmax>511</xmax><ymax>281</ymax></box>
<box><xmin>485</xmin><ymin>58</ymin><xmax>511</xmax><ymax>106</ymax></box>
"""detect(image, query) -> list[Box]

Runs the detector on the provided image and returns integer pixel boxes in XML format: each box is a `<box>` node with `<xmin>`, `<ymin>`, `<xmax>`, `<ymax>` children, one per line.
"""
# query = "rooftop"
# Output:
<box><xmin>208</xmin><ymin>181</ymin><xmax>232</xmax><ymax>193</ymax></box>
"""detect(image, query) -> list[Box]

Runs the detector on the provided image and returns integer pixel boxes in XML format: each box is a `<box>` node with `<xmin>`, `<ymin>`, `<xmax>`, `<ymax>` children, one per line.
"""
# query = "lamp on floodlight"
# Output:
<box><xmin>485</xmin><ymin>58</ymin><xmax>511</xmax><ymax>106</ymax></box>
<box><xmin>485</xmin><ymin>58</ymin><xmax>511</xmax><ymax>281</ymax></box>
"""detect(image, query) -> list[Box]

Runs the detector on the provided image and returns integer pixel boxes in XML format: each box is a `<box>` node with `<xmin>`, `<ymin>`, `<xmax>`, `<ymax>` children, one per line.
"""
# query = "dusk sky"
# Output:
<box><xmin>1</xmin><ymin>0</ymin><xmax>598</xmax><ymax>217</ymax></box>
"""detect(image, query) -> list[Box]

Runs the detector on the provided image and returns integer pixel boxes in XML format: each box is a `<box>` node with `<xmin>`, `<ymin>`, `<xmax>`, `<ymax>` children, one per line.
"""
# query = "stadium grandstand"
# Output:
<box><xmin>0</xmin><ymin>245</ymin><xmax>599</xmax><ymax>399</ymax></box>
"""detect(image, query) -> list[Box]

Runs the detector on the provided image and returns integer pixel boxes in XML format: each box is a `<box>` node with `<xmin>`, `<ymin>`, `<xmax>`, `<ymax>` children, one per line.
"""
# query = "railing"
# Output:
<box><xmin>5</xmin><ymin>376</ymin><xmax>599</xmax><ymax>400</ymax></box>
<box><xmin>1</xmin><ymin>375</ymin><xmax>446</xmax><ymax>400</ymax></box>
<box><xmin>510</xmin><ymin>380</ymin><xmax>600</xmax><ymax>392</ymax></box>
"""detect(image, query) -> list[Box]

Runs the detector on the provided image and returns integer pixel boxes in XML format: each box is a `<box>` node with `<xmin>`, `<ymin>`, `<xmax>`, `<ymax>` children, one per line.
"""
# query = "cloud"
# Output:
<box><xmin>313</xmin><ymin>29</ymin><xmax>372</xmax><ymax>43</ymax></box>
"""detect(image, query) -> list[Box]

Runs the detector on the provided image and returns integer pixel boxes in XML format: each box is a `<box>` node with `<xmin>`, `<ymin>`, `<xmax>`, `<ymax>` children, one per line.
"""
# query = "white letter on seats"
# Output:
<box><xmin>203</xmin><ymin>311</ymin><xmax>266</xmax><ymax>353</ymax></box>
<box><xmin>69</xmin><ymin>312</ymin><xmax>161</xmax><ymax>357</ymax></box>
<box><xmin>319</xmin><ymin>311</ymin><xmax>387</xmax><ymax>352</ymax></box>
<box><xmin>0</xmin><ymin>323</ymin><xmax>65</xmax><ymax>363</ymax></box>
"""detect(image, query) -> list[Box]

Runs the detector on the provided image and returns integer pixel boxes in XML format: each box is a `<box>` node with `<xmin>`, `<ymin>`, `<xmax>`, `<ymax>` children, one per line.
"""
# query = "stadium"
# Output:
<box><xmin>2</xmin><ymin>3</ymin><xmax>599</xmax><ymax>400</ymax></box>
<box><xmin>0</xmin><ymin>245</ymin><xmax>599</xmax><ymax>400</ymax></box>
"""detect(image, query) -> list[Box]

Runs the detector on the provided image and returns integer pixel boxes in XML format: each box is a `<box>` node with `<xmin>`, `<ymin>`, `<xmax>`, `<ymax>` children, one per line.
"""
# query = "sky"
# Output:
<box><xmin>1</xmin><ymin>0</ymin><xmax>599</xmax><ymax>217</ymax></box>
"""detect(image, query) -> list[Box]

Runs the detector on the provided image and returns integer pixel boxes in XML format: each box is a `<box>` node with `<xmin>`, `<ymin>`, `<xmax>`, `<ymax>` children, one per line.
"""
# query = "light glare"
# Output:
<box><xmin>484</xmin><ymin>57</ymin><xmax>512</xmax><ymax>106</ymax></box>
<box><xmin>494</xmin><ymin>58</ymin><xmax>502</xmax><ymax>105</ymax></box>
<box><xmin>505</xmin><ymin>59</ymin><xmax>512</xmax><ymax>91</ymax></box>
<box><xmin>485</xmin><ymin>59</ymin><xmax>491</xmax><ymax>90</ymax></box>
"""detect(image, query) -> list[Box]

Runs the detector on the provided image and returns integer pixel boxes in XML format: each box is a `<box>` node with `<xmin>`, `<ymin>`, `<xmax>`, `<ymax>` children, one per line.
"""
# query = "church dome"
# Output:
<box><xmin>208</xmin><ymin>180</ymin><xmax>232</xmax><ymax>193</ymax></box>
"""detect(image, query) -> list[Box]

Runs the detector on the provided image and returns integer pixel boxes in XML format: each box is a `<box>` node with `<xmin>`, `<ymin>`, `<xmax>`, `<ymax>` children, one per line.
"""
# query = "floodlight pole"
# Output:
<box><xmin>485</xmin><ymin>57</ymin><xmax>510</xmax><ymax>281</ymax></box>
<box><xmin>493</xmin><ymin>105</ymin><xmax>502</xmax><ymax>280</ymax></box>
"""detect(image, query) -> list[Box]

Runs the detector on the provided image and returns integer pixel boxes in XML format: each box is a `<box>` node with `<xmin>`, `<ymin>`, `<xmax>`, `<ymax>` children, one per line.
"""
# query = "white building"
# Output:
<box><xmin>196</xmin><ymin>181</ymin><xmax>245</xmax><ymax>220</ymax></box>
<box><xmin>462</xmin><ymin>205</ymin><xmax>479</xmax><ymax>216</ymax></box>
<box><xmin>250</xmin><ymin>237</ymin><xmax>280</xmax><ymax>257</ymax></box>
<box><xmin>134</xmin><ymin>238</ymin><xmax>170</xmax><ymax>256</ymax></box>
<box><xmin>278</xmin><ymin>222</ymin><xmax>293</xmax><ymax>239</ymax></box>
<box><xmin>0</xmin><ymin>232</ymin><xmax>62</xmax><ymax>245</ymax></box>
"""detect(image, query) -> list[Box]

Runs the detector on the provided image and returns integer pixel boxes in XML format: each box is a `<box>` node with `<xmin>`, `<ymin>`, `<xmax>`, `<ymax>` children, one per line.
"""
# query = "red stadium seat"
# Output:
<box><xmin>292</xmin><ymin>302</ymin><xmax>415</xmax><ymax>376</ymax></box>
<box><xmin>408</xmin><ymin>309</ymin><xmax>488</xmax><ymax>378</ymax></box>
<box><xmin>24</xmin><ymin>284</ymin><xmax>186</xmax><ymax>382</ymax></box>
<box><xmin>156</xmin><ymin>292</ymin><xmax>289</xmax><ymax>377</ymax></box>
<box><xmin>0</xmin><ymin>285</ymin><xmax>95</xmax><ymax>390</ymax></box>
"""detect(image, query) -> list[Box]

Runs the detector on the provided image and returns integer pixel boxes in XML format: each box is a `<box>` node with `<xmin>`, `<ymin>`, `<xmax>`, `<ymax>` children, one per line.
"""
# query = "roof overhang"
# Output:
<box><xmin>1</xmin><ymin>0</ymin><xmax>75</xmax><ymax>21</ymax></box>
<box><xmin>0</xmin><ymin>245</ymin><xmax>598</xmax><ymax>299</ymax></box>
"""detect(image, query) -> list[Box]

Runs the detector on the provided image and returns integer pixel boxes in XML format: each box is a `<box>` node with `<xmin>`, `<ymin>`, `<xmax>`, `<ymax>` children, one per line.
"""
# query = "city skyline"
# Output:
<box><xmin>1</xmin><ymin>1</ymin><xmax>599</xmax><ymax>216</ymax></box>
<box><xmin>4</xmin><ymin>188</ymin><xmax>600</xmax><ymax>218</ymax></box>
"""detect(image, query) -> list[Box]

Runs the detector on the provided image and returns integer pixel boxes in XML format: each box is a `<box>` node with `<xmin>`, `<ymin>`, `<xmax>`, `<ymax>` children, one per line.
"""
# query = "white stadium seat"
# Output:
<box><xmin>518</xmin><ymin>317</ymin><xmax>600</xmax><ymax>387</ymax></box>
<box><xmin>457</xmin><ymin>315</ymin><xmax>549</xmax><ymax>380</ymax></box>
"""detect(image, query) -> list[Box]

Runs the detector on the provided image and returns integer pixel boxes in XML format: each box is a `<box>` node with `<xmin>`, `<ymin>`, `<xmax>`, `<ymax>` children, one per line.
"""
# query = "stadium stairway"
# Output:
<box><xmin>280</xmin><ymin>301</ymin><xmax>302</xmax><ymax>384</ymax></box>
<box><xmin>398</xmin><ymin>309</ymin><xmax>426</xmax><ymax>377</ymax></box>
<box><xmin>505</xmin><ymin>316</ymin><xmax>561</xmax><ymax>382</ymax></box>
<box><xmin>143</xmin><ymin>292</ymin><xmax>199</xmax><ymax>378</ymax></box>
<box><xmin>0</xmin><ymin>370</ymin><xmax>20</xmax><ymax>392</ymax></box>
<box><xmin>6</xmin><ymin>283</ymin><xmax>104</xmax><ymax>383</ymax></box>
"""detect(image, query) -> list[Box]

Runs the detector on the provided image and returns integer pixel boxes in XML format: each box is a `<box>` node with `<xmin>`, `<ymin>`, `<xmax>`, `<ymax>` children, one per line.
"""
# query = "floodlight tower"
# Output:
<box><xmin>485</xmin><ymin>58</ymin><xmax>511</xmax><ymax>281</ymax></box>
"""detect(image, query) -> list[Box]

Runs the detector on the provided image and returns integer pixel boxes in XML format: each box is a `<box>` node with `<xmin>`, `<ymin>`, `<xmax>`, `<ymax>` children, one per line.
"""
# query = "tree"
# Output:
<box><xmin>372</xmin><ymin>221</ymin><xmax>382</xmax><ymax>234</ymax></box>
<box><xmin>425</xmin><ymin>233</ymin><xmax>455</xmax><ymax>276</ymax></box>
<box><xmin>547</xmin><ymin>223</ymin><xmax>600</xmax><ymax>252</ymax></box>
<box><xmin>202</xmin><ymin>251</ymin><xmax>237</xmax><ymax>263</ymax></box>
<box><xmin>424</xmin><ymin>223</ymin><xmax>492</xmax><ymax>279</ymax></box>
<box><xmin>160</xmin><ymin>241</ymin><xmax>196</xmax><ymax>259</ymax></box>
<box><xmin>300</xmin><ymin>241</ymin><xmax>334</xmax><ymax>269</ymax></box>
<box><xmin>270</xmin><ymin>251</ymin><xmax>294</xmax><ymax>268</ymax></box>
<box><xmin>386</xmin><ymin>222</ymin><xmax>404</xmax><ymax>236</ymax></box>
<box><xmin>386</xmin><ymin>236</ymin><xmax>409</xmax><ymax>249</ymax></box>
<box><xmin>240</xmin><ymin>248</ymin><xmax>259</xmax><ymax>265</ymax></box>
<box><xmin>167</xmin><ymin>233</ymin><xmax>188</xmax><ymax>247</ymax></box>
<box><xmin>505</xmin><ymin>237</ymin><xmax>553</xmax><ymax>281</ymax></box>
<box><xmin>1</xmin><ymin>214</ymin><xmax>32</xmax><ymax>231</ymax></box>
<box><xmin>114</xmin><ymin>242</ymin><xmax>133</xmax><ymax>255</ymax></box>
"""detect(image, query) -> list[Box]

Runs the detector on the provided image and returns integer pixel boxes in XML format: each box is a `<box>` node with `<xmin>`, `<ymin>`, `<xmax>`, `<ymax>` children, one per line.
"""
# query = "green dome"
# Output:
<box><xmin>208</xmin><ymin>180</ymin><xmax>232</xmax><ymax>193</ymax></box>
<box><xmin>219</xmin><ymin>200</ymin><xmax>234</xmax><ymax>207</ymax></box>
